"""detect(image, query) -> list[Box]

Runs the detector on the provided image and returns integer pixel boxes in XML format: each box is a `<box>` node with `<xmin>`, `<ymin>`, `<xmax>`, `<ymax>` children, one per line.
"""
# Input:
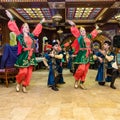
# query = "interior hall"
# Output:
<box><xmin>0</xmin><ymin>0</ymin><xmax>120</xmax><ymax>120</ymax></box>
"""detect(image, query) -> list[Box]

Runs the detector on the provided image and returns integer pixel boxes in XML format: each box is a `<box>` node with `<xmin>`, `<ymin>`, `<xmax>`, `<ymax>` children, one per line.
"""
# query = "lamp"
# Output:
<box><xmin>57</xmin><ymin>28</ymin><xmax>63</xmax><ymax>34</ymax></box>
<box><xmin>114</xmin><ymin>14</ymin><xmax>120</xmax><ymax>22</ymax></box>
<box><xmin>52</xmin><ymin>13</ymin><xmax>62</xmax><ymax>25</ymax></box>
<box><xmin>114</xmin><ymin>9</ymin><xmax>120</xmax><ymax>24</ymax></box>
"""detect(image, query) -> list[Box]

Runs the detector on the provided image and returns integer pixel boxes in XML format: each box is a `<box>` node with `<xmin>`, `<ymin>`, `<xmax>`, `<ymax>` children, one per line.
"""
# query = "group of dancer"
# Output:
<box><xmin>5</xmin><ymin>10</ymin><xmax>119</xmax><ymax>93</ymax></box>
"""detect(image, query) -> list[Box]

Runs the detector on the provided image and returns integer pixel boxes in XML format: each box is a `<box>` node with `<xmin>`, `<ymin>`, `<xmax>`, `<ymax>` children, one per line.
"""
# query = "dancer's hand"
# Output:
<box><xmin>95</xmin><ymin>24</ymin><xmax>102</xmax><ymax>33</ymax></box>
<box><xmin>98</xmin><ymin>57</ymin><xmax>103</xmax><ymax>63</ymax></box>
<box><xmin>49</xmin><ymin>53</ymin><xmax>54</xmax><ymax>58</ymax></box>
<box><xmin>97</xmin><ymin>30</ymin><xmax>102</xmax><ymax>33</ymax></box>
<box><xmin>69</xmin><ymin>40</ymin><xmax>72</xmax><ymax>43</ymax></box>
<box><xmin>40</xmin><ymin>18</ymin><xmax>45</xmax><ymax>24</ymax></box>
<box><xmin>72</xmin><ymin>54</ymin><xmax>77</xmax><ymax>57</ymax></box>
<box><xmin>95</xmin><ymin>24</ymin><xmax>99</xmax><ymax>30</ymax></box>
<box><xmin>67</xmin><ymin>20</ymin><xmax>76</xmax><ymax>26</ymax></box>
<box><xmin>5</xmin><ymin>10</ymin><xmax>13</xmax><ymax>20</ymax></box>
<box><xmin>46</xmin><ymin>66</ymin><xmax>49</xmax><ymax>70</ymax></box>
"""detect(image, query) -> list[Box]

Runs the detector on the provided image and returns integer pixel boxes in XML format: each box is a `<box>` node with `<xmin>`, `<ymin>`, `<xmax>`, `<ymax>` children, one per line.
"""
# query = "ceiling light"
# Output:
<box><xmin>114</xmin><ymin>10</ymin><xmax>120</xmax><ymax>24</ymax></box>
<box><xmin>57</xmin><ymin>28</ymin><xmax>63</xmax><ymax>34</ymax></box>
<box><xmin>52</xmin><ymin>13</ymin><xmax>62</xmax><ymax>24</ymax></box>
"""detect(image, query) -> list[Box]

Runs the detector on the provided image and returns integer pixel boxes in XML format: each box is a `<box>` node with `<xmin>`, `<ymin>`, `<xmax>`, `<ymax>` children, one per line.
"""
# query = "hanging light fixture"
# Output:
<box><xmin>114</xmin><ymin>14</ymin><xmax>120</xmax><ymax>22</ymax></box>
<box><xmin>114</xmin><ymin>9</ymin><xmax>120</xmax><ymax>24</ymax></box>
<box><xmin>57</xmin><ymin>28</ymin><xmax>63</xmax><ymax>34</ymax></box>
<box><xmin>52</xmin><ymin>13</ymin><xmax>62</xmax><ymax>25</ymax></box>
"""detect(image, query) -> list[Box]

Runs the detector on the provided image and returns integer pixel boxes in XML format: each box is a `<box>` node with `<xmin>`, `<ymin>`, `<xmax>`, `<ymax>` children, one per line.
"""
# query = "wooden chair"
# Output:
<box><xmin>0</xmin><ymin>44</ymin><xmax>18</xmax><ymax>87</ymax></box>
<box><xmin>0</xmin><ymin>67</ymin><xmax>18</xmax><ymax>87</ymax></box>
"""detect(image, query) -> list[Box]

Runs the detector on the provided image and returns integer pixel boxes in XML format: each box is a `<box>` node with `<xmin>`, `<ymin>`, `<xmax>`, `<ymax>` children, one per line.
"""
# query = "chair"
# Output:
<box><xmin>0</xmin><ymin>44</ymin><xmax>18</xmax><ymax>87</ymax></box>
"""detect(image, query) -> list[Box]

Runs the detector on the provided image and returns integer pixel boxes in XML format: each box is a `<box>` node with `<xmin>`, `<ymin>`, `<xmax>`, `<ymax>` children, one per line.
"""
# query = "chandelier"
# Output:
<box><xmin>114</xmin><ymin>9</ymin><xmax>120</xmax><ymax>24</ymax></box>
<box><xmin>115</xmin><ymin>14</ymin><xmax>120</xmax><ymax>22</ymax></box>
<box><xmin>52</xmin><ymin>13</ymin><xmax>62</xmax><ymax>24</ymax></box>
<box><xmin>57</xmin><ymin>28</ymin><xmax>63</xmax><ymax>34</ymax></box>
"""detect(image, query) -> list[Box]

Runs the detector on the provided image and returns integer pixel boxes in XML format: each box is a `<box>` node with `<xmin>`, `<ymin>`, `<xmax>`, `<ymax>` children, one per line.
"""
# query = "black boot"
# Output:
<box><xmin>110</xmin><ymin>70</ymin><xmax>118</xmax><ymax>89</ymax></box>
<box><xmin>98</xmin><ymin>82</ymin><xmax>105</xmax><ymax>86</ymax></box>
<box><xmin>110</xmin><ymin>84</ymin><xmax>116</xmax><ymax>89</ymax></box>
<box><xmin>110</xmin><ymin>79</ymin><xmax>116</xmax><ymax>89</ymax></box>
<box><xmin>51</xmin><ymin>85</ymin><xmax>59</xmax><ymax>91</ymax></box>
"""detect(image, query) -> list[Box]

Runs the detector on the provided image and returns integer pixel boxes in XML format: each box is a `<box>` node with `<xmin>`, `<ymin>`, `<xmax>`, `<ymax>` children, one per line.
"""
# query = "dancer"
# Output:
<box><xmin>6</xmin><ymin>10</ymin><xmax>45</xmax><ymax>93</ymax></box>
<box><xmin>43</xmin><ymin>40</ymin><xmax>63</xmax><ymax>91</ymax></box>
<box><xmin>94</xmin><ymin>41</ymin><xmax>119</xmax><ymax>89</ymax></box>
<box><xmin>67</xmin><ymin>20</ymin><xmax>102</xmax><ymax>89</ymax></box>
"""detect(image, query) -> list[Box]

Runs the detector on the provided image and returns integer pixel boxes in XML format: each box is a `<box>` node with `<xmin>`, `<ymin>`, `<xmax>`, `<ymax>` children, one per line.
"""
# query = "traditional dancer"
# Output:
<box><xmin>67</xmin><ymin>20</ymin><xmax>102</xmax><ymax>89</ymax></box>
<box><xmin>6</xmin><ymin>10</ymin><xmax>45</xmax><ymax>93</ymax></box>
<box><xmin>43</xmin><ymin>40</ymin><xmax>63</xmax><ymax>91</ymax></box>
<box><xmin>94</xmin><ymin>41</ymin><xmax>119</xmax><ymax>89</ymax></box>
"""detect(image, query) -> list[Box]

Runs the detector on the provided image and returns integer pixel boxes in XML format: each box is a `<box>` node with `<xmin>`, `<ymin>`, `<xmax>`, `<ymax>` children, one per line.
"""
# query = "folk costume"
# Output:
<box><xmin>44</xmin><ymin>40</ymin><xmax>63</xmax><ymax>91</ymax></box>
<box><xmin>7</xmin><ymin>20</ymin><xmax>43</xmax><ymax>91</ymax></box>
<box><xmin>70</xmin><ymin>26</ymin><xmax>99</xmax><ymax>89</ymax></box>
<box><xmin>95</xmin><ymin>41</ymin><xmax>119</xmax><ymax>89</ymax></box>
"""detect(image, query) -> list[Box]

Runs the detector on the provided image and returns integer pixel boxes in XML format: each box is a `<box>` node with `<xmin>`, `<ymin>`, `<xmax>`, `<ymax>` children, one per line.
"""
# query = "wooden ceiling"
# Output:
<box><xmin>0</xmin><ymin>0</ymin><xmax>120</xmax><ymax>29</ymax></box>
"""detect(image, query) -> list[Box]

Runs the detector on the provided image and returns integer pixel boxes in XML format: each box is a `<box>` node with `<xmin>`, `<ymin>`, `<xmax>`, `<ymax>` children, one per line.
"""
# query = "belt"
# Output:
<box><xmin>79</xmin><ymin>48</ymin><xmax>91</xmax><ymax>50</ymax></box>
<box><xmin>23</xmin><ymin>48</ymin><xmax>34</xmax><ymax>57</ymax></box>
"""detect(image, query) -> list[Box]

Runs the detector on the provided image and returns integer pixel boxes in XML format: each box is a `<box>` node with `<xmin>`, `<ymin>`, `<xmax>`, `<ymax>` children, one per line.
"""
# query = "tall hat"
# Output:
<box><xmin>52</xmin><ymin>40</ymin><xmax>58</xmax><ymax>46</ymax></box>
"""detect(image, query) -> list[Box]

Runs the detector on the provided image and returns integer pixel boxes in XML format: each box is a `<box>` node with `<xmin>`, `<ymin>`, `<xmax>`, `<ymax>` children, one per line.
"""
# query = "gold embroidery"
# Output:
<box><xmin>23</xmin><ymin>59</ymin><xmax>29</xmax><ymax>66</ymax></box>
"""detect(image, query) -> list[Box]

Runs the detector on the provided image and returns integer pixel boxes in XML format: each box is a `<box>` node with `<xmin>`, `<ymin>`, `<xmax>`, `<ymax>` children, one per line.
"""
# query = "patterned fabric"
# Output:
<box><xmin>73</xmin><ymin>35</ymin><xmax>93</xmax><ymax>64</ymax></box>
<box><xmin>15</xmin><ymin>33</ymin><xmax>37</xmax><ymax>67</ymax></box>
<box><xmin>8</xmin><ymin>20</ymin><xmax>43</xmax><ymax>68</ymax></box>
<box><xmin>71</xmin><ymin>26</ymin><xmax>98</xmax><ymax>64</ymax></box>
<box><xmin>44</xmin><ymin>51</ymin><xmax>63</xmax><ymax>86</ymax></box>
<box><xmin>95</xmin><ymin>51</ymin><xmax>116</xmax><ymax>82</ymax></box>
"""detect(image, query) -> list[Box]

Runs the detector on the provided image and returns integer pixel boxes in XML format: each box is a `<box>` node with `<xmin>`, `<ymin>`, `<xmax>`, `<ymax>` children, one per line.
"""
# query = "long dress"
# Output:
<box><xmin>7</xmin><ymin>20</ymin><xmax>43</xmax><ymax>86</ymax></box>
<box><xmin>44</xmin><ymin>51</ymin><xmax>63</xmax><ymax>86</ymax></box>
<box><xmin>8</xmin><ymin>20</ymin><xmax>43</xmax><ymax>68</ymax></box>
<box><xmin>70</xmin><ymin>26</ymin><xmax>98</xmax><ymax>81</ymax></box>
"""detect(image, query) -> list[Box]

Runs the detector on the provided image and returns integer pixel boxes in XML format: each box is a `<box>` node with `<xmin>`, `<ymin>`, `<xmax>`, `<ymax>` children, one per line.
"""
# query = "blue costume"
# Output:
<box><xmin>95</xmin><ymin>50</ymin><xmax>119</xmax><ymax>89</ymax></box>
<box><xmin>95</xmin><ymin>52</ymin><xmax>105</xmax><ymax>82</ymax></box>
<box><xmin>44</xmin><ymin>50</ymin><xmax>64</xmax><ymax>90</ymax></box>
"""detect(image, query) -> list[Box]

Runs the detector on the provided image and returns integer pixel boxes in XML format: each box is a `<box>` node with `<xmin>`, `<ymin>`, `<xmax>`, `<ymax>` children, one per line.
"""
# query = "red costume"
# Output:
<box><xmin>8</xmin><ymin>20</ymin><xmax>42</xmax><ymax>87</ymax></box>
<box><xmin>71</xmin><ymin>26</ymin><xmax>98</xmax><ymax>83</ymax></box>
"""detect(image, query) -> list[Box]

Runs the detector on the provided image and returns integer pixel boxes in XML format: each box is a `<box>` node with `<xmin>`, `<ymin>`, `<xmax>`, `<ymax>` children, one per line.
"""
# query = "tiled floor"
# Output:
<box><xmin>0</xmin><ymin>69</ymin><xmax>120</xmax><ymax>120</ymax></box>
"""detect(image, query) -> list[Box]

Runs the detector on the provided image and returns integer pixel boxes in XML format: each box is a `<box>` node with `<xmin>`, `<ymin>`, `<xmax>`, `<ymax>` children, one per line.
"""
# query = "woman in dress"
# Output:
<box><xmin>6</xmin><ymin>10</ymin><xmax>45</xmax><ymax>93</ymax></box>
<box><xmin>67</xmin><ymin>20</ymin><xmax>102</xmax><ymax>89</ymax></box>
